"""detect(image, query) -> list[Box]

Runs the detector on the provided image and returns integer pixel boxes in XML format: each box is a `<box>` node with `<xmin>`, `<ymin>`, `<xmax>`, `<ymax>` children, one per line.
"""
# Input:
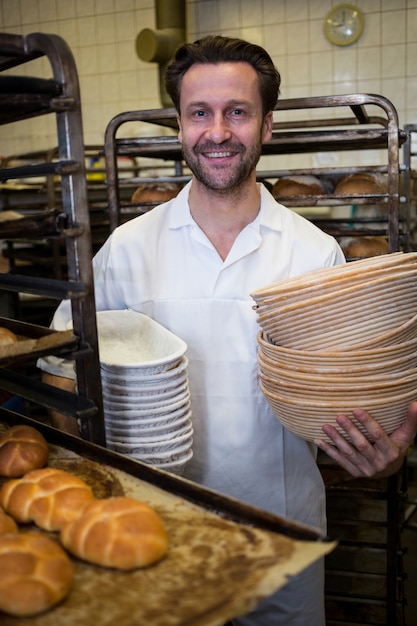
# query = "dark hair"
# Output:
<box><xmin>164</xmin><ymin>35</ymin><xmax>281</xmax><ymax>117</ymax></box>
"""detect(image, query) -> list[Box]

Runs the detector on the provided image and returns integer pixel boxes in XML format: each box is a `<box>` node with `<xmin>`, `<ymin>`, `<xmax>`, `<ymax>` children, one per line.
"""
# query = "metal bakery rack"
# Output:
<box><xmin>0</xmin><ymin>32</ymin><xmax>105</xmax><ymax>444</ymax></box>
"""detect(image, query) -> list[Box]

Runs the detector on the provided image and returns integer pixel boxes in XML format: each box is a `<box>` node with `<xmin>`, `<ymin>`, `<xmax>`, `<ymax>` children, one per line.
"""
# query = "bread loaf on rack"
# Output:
<box><xmin>272</xmin><ymin>175</ymin><xmax>324</xmax><ymax>197</ymax></box>
<box><xmin>340</xmin><ymin>236</ymin><xmax>389</xmax><ymax>258</ymax></box>
<box><xmin>0</xmin><ymin>467</ymin><xmax>95</xmax><ymax>531</ymax></box>
<box><xmin>0</xmin><ymin>425</ymin><xmax>49</xmax><ymax>477</ymax></box>
<box><xmin>335</xmin><ymin>172</ymin><xmax>388</xmax><ymax>195</ymax></box>
<box><xmin>131</xmin><ymin>182</ymin><xmax>182</xmax><ymax>204</ymax></box>
<box><xmin>0</xmin><ymin>531</ymin><xmax>74</xmax><ymax>617</ymax></box>
<box><xmin>60</xmin><ymin>496</ymin><xmax>168</xmax><ymax>570</ymax></box>
<box><xmin>0</xmin><ymin>327</ymin><xmax>18</xmax><ymax>346</ymax></box>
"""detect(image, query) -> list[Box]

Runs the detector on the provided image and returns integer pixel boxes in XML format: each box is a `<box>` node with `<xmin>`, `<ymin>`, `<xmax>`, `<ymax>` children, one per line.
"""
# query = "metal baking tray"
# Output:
<box><xmin>0</xmin><ymin>413</ymin><xmax>335</xmax><ymax>626</ymax></box>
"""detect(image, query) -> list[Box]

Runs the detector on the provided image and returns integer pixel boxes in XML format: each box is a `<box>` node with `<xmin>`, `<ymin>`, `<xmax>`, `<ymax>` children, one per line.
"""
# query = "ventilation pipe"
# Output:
<box><xmin>136</xmin><ymin>0</ymin><xmax>186</xmax><ymax>108</ymax></box>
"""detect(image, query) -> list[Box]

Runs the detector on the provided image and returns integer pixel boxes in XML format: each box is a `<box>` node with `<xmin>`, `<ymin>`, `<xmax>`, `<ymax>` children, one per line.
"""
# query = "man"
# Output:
<box><xmin>39</xmin><ymin>36</ymin><xmax>417</xmax><ymax>625</ymax></box>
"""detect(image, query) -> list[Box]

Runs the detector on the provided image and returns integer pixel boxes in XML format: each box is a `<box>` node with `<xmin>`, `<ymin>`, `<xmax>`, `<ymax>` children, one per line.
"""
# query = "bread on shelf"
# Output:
<box><xmin>340</xmin><ymin>236</ymin><xmax>389</xmax><ymax>258</ymax></box>
<box><xmin>335</xmin><ymin>172</ymin><xmax>388</xmax><ymax>195</ymax></box>
<box><xmin>272</xmin><ymin>175</ymin><xmax>325</xmax><ymax>197</ymax></box>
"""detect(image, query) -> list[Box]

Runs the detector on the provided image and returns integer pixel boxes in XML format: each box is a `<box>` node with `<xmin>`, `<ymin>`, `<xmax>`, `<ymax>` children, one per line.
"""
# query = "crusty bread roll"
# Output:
<box><xmin>0</xmin><ymin>425</ymin><xmax>49</xmax><ymax>477</ymax></box>
<box><xmin>60</xmin><ymin>496</ymin><xmax>168</xmax><ymax>570</ymax></box>
<box><xmin>0</xmin><ymin>508</ymin><xmax>18</xmax><ymax>535</ymax></box>
<box><xmin>0</xmin><ymin>467</ymin><xmax>95</xmax><ymax>531</ymax></box>
<box><xmin>0</xmin><ymin>327</ymin><xmax>18</xmax><ymax>346</ymax></box>
<box><xmin>340</xmin><ymin>236</ymin><xmax>389</xmax><ymax>258</ymax></box>
<box><xmin>335</xmin><ymin>172</ymin><xmax>388</xmax><ymax>195</ymax></box>
<box><xmin>131</xmin><ymin>182</ymin><xmax>182</xmax><ymax>204</ymax></box>
<box><xmin>0</xmin><ymin>531</ymin><xmax>73</xmax><ymax>617</ymax></box>
<box><xmin>272</xmin><ymin>175</ymin><xmax>324</xmax><ymax>197</ymax></box>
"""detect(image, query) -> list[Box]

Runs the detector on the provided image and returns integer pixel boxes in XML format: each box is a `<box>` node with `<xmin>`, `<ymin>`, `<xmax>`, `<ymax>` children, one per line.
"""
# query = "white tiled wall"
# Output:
<box><xmin>0</xmin><ymin>0</ymin><xmax>416</xmax><ymax>162</ymax></box>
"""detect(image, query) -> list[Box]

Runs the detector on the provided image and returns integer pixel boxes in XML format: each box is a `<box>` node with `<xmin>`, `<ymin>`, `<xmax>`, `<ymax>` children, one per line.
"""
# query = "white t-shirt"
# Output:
<box><xmin>39</xmin><ymin>181</ymin><xmax>345</xmax><ymax>533</ymax></box>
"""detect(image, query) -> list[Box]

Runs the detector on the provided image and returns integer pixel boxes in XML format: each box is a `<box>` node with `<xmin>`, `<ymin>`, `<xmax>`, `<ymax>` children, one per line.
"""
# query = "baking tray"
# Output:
<box><xmin>0</xmin><ymin>414</ymin><xmax>336</xmax><ymax>625</ymax></box>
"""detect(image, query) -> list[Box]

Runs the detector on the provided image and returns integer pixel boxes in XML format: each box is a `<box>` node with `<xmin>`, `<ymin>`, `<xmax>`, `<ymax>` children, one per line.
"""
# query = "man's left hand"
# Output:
<box><xmin>314</xmin><ymin>401</ymin><xmax>417</xmax><ymax>479</ymax></box>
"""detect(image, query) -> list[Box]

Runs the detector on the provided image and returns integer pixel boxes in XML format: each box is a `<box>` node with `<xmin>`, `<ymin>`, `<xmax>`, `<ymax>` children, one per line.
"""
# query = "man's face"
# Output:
<box><xmin>177</xmin><ymin>62</ymin><xmax>272</xmax><ymax>193</ymax></box>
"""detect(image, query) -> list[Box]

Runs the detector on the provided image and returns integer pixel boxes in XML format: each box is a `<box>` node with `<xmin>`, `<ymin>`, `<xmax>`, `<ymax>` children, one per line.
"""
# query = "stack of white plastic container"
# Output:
<box><xmin>97</xmin><ymin>310</ymin><xmax>192</xmax><ymax>474</ymax></box>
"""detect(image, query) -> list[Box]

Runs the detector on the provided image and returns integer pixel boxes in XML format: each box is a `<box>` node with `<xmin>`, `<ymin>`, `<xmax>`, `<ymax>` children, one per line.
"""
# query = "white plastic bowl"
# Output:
<box><xmin>95</xmin><ymin>310</ymin><xmax>187</xmax><ymax>373</ymax></box>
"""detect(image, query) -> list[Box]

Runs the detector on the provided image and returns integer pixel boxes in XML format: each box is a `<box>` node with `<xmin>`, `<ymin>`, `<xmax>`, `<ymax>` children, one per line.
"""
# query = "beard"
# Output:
<box><xmin>181</xmin><ymin>136</ymin><xmax>263</xmax><ymax>193</ymax></box>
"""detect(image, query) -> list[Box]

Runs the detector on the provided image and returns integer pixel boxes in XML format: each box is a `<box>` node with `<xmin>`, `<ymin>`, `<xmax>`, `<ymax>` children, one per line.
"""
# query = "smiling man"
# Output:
<box><xmin>39</xmin><ymin>35</ymin><xmax>417</xmax><ymax>626</ymax></box>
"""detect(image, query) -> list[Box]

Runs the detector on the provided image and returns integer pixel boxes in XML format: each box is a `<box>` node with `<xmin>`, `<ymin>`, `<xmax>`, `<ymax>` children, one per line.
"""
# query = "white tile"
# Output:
<box><xmin>38</xmin><ymin>0</ymin><xmax>58</xmax><ymax>22</ymax></box>
<box><xmin>286</xmin><ymin>20</ymin><xmax>309</xmax><ymax>54</ymax></box>
<box><xmin>310</xmin><ymin>51</ymin><xmax>332</xmax><ymax>86</ymax></box>
<box><xmin>240</xmin><ymin>0</ymin><xmax>262</xmax><ymax>27</ymax></box>
<box><xmin>74</xmin><ymin>0</ymin><xmax>94</xmax><ymax>17</ymax></box>
<box><xmin>97</xmin><ymin>43</ymin><xmax>118</xmax><ymax>73</ymax></box>
<box><xmin>96</xmin><ymin>13</ymin><xmax>116</xmax><ymax>44</ymax></box>
<box><xmin>196</xmin><ymin>0</ymin><xmax>219</xmax><ymax>33</ymax></box>
<box><xmin>406</xmin><ymin>8</ymin><xmax>417</xmax><ymax>43</ymax></box>
<box><xmin>264</xmin><ymin>23</ymin><xmax>286</xmax><ymax>57</ymax></box>
<box><xmin>263</xmin><ymin>0</ymin><xmax>284</xmax><ymax>23</ymax></box>
<box><xmin>285</xmin><ymin>0</ymin><xmax>307</xmax><ymax>22</ymax></box>
<box><xmin>406</xmin><ymin>43</ymin><xmax>417</xmax><ymax>77</ymax></box>
<box><xmin>382</xmin><ymin>44</ymin><xmax>406</xmax><ymax>79</ymax></box>
<box><xmin>77</xmin><ymin>16</ymin><xmax>97</xmax><ymax>47</ymax></box>
<box><xmin>381</xmin><ymin>9</ymin><xmax>406</xmax><ymax>44</ymax></box>
<box><xmin>357</xmin><ymin>46</ymin><xmax>382</xmax><ymax>80</ymax></box>
<box><xmin>2</xmin><ymin>0</ymin><xmax>22</xmax><ymax>27</ymax></box>
<box><xmin>77</xmin><ymin>44</ymin><xmax>99</xmax><ymax>75</ymax></box>
<box><xmin>56</xmin><ymin>0</ymin><xmax>75</xmax><ymax>20</ymax></box>
<box><xmin>240</xmin><ymin>26</ymin><xmax>263</xmax><ymax>46</ymax></box>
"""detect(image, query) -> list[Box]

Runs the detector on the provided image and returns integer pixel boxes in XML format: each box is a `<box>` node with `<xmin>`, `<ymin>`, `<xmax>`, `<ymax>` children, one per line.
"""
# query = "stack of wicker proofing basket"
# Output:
<box><xmin>252</xmin><ymin>252</ymin><xmax>417</xmax><ymax>443</ymax></box>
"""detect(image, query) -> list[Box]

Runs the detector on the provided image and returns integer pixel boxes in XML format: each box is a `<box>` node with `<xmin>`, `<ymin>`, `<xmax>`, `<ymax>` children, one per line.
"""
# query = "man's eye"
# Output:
<box><xmin>231</xmin><ymin>109</ymin><xmax>244</xmax><ymax>116</ymax></box>
<box><xmin>193</xmin><ymin>110</ymin><xmax>206</xmax><ymax>117</ymax></box>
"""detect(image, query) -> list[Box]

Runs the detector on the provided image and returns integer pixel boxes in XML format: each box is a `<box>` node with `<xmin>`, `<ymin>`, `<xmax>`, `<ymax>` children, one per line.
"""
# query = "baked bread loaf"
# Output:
<box><xmin>272</xmin><ymin>175</ymin><xmax>324</xmax><ymax>197</ymax></box>
<box><xmin>131</xmin><ymin>182</ymin><xmax>182</xmax><ymax>204</ymax></box>
<box><xmin>0</xmin><ymin>508</ymin><xmax>18</xmax><ymax>535</ymax></box>
<box><xmin>0</xmin><ymin>425</ymin><xmax>49</xmax><ymax>477</ymax></box>
<box><xmin>0</xmin><ymin>467</ymin><xmax>95</xmax><ymax>531</ymax></box>
<box><xmin>0</xmin><ymin>327</ymin><xmax>18</xmax><ymax>346</ymax></box>
<box><xmin>0</xmin><ymin>531</ymin><xmax>73</xmax><ymax>617</ymax></box>
<box><xmin>60</xmin><ymin>496</ymin><xmax>168</xmax><ymax>570</ymax></box>
<box><xmin>341</xmin><ymin>236</ymin><xmax>389</xmax><ymax>258</ymax></box>
<box><xmin>335</xmin><ymin>172</ymin><xmax>388</xmax><ymax>195</ymax></box>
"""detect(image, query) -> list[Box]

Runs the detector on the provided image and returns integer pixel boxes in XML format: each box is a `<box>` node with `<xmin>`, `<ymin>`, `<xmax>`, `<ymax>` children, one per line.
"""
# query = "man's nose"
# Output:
<box><xmin>206</xmin><ymin>114</ymin><xmax>232</xmax><ymax>143</ymax></box>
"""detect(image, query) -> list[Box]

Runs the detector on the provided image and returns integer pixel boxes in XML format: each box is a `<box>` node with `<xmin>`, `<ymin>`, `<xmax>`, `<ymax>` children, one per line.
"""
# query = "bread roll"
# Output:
<box><xmin>341</xmin><ymin>236</ymin><xmax>389</xmax><ymax>258</ymax></box>
<box><xmin>60</xmin><ymin>496</ymin><xmax>168</xmax><ymax>570</ymax></box>
<box><xmin>272</xmin><ymin>175</ymin><xmax>324</xmax><ymax>197</ymax></box>
<box><xmin>335</xmin><ymin>172</ymin><xmax>388</xmax><ymax>195</ymax></box>
<box><xmin>0</xmin><ymin>327</ymin><xmax>18</xmax><ymax>346</ymax></box>
<box><xmin>0</xmin><ymin>531</ymin><xmax>73</xmax><ymax>617</ymax></box>
<box><xmin>0</xmin><ymin>467</ymin><xmax>95</xmax><ymax>531</ymax></box>
<box><xmin>131</xmin><ymin>182</ymin><xmax>182</xmax><ymax>204</ymax></box>
<box><xmin>0</xmin><ymin>425</ymin><xmax>49</xmax><ymax>477</ymax></box>
<box><xmin>0</xmin><ymin>508</ymin><xmax>18</xmax><ymax>535</ymax></box>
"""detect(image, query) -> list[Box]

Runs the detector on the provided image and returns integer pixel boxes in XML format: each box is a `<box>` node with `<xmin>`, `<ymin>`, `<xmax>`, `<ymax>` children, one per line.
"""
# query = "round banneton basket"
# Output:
<box><xmin>259</xmin><ymin>380</ymin><xmax>416</xmax><ymax>444</ymax></box>
<box><xmin>252</xmin><ymin>253</ymin><xmax>417</xmax><ymax>442</ymax></box>
<box><xmin>257</xmin><ymin>331</ymin><xmax>417</xmax><ymax>375</ymax></box>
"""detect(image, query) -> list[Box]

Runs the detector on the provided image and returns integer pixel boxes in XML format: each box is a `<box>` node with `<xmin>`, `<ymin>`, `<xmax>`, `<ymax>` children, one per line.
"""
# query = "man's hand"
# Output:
<box><xmin>314</xmin><ymin>401</ymin><xmax>417</xmax><ymax>479</ymax></box>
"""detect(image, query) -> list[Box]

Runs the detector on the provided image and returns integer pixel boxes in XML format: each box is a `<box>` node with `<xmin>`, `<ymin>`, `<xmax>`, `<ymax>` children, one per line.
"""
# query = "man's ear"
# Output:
<box><xmin>177</xmin><ymin>115</ymin><xmax>182</xmax><ymax>143</ymax></box>
<box><xmin>262</xmin><ymin>111</ymin><xmax>273</xmax><ymax>143</ymax></box>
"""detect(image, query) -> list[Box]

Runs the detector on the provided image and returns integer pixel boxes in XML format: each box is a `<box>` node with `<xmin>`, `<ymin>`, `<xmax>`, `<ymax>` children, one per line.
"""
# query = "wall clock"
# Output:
<box><xmin>324</xmin><ymin>4</ymin><xmax>365</xmax><ymax>46</ymax></box>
